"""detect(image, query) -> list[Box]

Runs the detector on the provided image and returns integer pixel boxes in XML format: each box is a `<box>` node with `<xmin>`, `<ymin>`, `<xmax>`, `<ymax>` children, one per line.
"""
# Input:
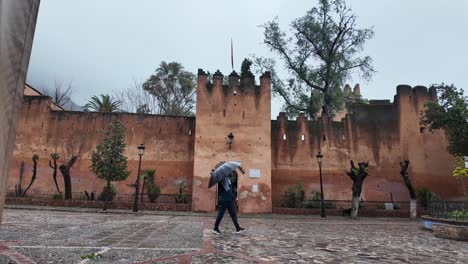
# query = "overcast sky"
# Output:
<box><xmin>26</xmin><ymin>0</ymin><xmax>468</xmax><ymax>118</ymax></box>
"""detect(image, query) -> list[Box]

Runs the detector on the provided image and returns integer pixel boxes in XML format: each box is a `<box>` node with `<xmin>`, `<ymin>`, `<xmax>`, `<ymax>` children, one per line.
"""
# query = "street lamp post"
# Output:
<box><xmin>133</xmin><ymin>144</ymin><xmax>145</xmax><ymax>212</ymax></box>
<box><xmin>316</xmin><ymin>152</ymin><xmax>325</xmax><ymax>217</ymax></box>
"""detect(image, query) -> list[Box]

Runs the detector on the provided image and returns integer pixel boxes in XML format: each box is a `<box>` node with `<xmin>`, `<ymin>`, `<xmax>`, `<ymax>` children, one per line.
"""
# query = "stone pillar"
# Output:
<box><xmin>0</xmin><ymin>0</ymin><xmax>40</xmax><ymax>224</ymax></box>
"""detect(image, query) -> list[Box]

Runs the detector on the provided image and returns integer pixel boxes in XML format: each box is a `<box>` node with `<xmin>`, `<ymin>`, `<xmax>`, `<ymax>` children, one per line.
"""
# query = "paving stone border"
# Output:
<box><xmin>273</xmin><ymin>207</ymin><xmax>427</xmax><ymax>217</ymax></box>
<box><xmin>6</xmin><ymin>197</ymin><xmax>191</xmax><ymax>211</ymax></box>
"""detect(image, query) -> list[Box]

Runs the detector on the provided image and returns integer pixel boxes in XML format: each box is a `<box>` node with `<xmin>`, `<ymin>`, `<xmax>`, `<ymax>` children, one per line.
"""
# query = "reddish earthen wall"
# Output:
<box><xmin>8</xmin><ymin>96</ymin><xmax>195</xmax><ymax>198</ymax></box>
<box><xmin>8</xmin><ymin>81</ymin><xmax>462</xmax><ymax>212</ymax></box>
<box><xmin>271</xmin><ymin>85</ymin><xmax>462</xmax><ymax>207</ymax></box>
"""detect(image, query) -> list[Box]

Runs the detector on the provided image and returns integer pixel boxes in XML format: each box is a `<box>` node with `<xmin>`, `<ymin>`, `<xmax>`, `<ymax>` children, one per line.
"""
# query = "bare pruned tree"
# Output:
<box><xmin>43</xmin><ymin>80</ymin><xmax>73</xmax><ymax>109</ymax></box>
<box><xmin>58</xmin><ymin>130</ymin><xmax>91</xmax><ymax>199</ymax></box>
<box><xmin>114</xmin><ymin>79</ymin><xmax>159</xmax><ymax>114</ymax></box>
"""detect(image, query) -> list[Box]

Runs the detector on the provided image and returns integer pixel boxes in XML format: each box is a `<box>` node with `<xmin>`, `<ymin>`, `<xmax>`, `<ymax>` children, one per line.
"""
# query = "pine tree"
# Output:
<box><xmin>91</xmin><ymin>117</ymin><xmax>130</xmax><ymax>200</ymax></box>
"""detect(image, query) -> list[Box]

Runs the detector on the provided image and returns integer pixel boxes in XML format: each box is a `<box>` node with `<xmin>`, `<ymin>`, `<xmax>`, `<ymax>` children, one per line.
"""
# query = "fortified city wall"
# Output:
<box><xmin>8</xmin><ymin>96</ymin><xmax>195</xmax><ymax>197</ymax></box>
<box><xmin>7</xmin><ymin>74</ymin><xmax>463</xmax><ymax>212</ymax></box>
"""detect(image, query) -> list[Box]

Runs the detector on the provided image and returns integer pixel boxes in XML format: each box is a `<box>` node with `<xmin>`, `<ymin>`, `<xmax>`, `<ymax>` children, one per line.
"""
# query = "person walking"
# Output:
<box><xmin>213</xmin><ymin>171</ymin><xmax>244</xmax><ymax>234</ymax></box>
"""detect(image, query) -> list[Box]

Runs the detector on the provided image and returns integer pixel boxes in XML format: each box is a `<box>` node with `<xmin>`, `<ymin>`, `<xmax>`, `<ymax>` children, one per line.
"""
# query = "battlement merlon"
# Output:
<box><xmin>196</xmin><ymin>68</ymin><xmax>271</xmax><ymax>92</ymax></box>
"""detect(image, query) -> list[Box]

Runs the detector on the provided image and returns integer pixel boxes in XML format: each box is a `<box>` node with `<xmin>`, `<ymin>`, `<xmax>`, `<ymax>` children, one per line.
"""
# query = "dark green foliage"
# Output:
<box><xmin>417</xmin><ymin>187</ymin><xmax>440</xmax><ymax>209</ymax></box>
<box><xmin>99</xmin><ymin>185</ymin><xmax>116</xmax><ymax>201</ymax></box>
<box><xmin>91</xmin><ymin>118</ymin><xmax>130</xmax><ymax>189</ymax></box>
<box><xmin>84</xmin><ymin>94</ymin><xmax>122</xmax><ymax>112</ymax></box>
<box><xmin>52</xmin><ymin>193</ymin><xmax>63</xmax><ymax>200</ymax></box>
<box><xmin>80</xmin><ymin>253</ymin><xmax>102</xmax><ymax>260</ymax></box>
<box><xmin>447</xmin><ymin>210</ymin><xmax>468</xmax><ymax>221</ymax></box>
<box><xmin>259</xmin><ymin>0</ymin><xmax>374</xmax><ymax>119</ymax></box>
<box><xmin>420</xmin><ymin>83</ymin><xmax>468</xmax><ymax>156</ymax></box>
<box><xmin>174</xmin><ymin>180</ymin><xmax>188</xmax><ymax>204</ymax></box>
<box><xmin>136</xmin><ymin>104</ymin><xmax>151</xmax><ymax>114</ymax></box>
<box><xmin>284</xmin><ymin>181</ymin><xmax>305</xmax><ymax>208</ymax></box>
<box><xmin>144</xmin><ymin>169</ymin><xmax>161</xmax><ymax>203</ymax></box>
<box><xmin>240</xmin><ymin>58</ymin><xmax>253</xmax><ymax>86</ymax></box>
<box><xmin>304</xmin><ymin>191</ymin><xmax>334</xmax><ymax>209</ymax></box>
<box><xmin>142</xmin><ymin>61</ymin><xmax>196</xmax><ymax>116</ymax></box>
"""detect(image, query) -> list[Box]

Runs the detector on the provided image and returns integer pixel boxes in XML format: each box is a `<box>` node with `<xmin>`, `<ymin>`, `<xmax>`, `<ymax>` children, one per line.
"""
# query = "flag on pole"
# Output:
<box><xmin>231</xmin><ymin>38</ymin><xmax>234</xmax><ymax>71</ymax></box>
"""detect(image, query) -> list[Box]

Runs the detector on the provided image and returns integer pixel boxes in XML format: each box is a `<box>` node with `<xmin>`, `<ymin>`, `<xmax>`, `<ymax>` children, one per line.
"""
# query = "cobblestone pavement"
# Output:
<box><xmin>0</xmin><ymin>209</ymin><xmax>467</xmax><ymax>263</ymax></box>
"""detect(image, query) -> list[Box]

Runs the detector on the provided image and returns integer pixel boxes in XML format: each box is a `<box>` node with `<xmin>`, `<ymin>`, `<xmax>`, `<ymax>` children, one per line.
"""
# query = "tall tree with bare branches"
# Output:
<box><xmin>42</xmin><ymin>80</ymin><xmax>74</xmax><ymax>109</ymax></box>
<box><xmin>260</xmin><ymin>0</ymin><xmax>374</xmax><ymax>119</ymax></box>
<box><xmin>114</xmin><ymin>80</ymin><xmax>159</xmax><ymax>114</ymax></box>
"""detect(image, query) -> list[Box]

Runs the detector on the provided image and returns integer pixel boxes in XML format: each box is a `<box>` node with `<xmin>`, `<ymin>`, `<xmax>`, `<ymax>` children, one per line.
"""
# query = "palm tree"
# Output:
<box><xmin>84</xmin><ymin>94</ymin><xmax>122</xmax><ymax>112</ymax></box>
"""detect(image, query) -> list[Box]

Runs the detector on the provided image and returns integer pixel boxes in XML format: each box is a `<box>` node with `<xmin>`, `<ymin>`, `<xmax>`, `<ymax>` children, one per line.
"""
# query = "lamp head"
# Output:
<box><xmin>316</xmin><ymin>152</ymin><xmax>323</xmax><ymax>164</ymax></box>
<box><xmin>138</xmin><ymin>144</ymin><xmax>145</xmax><ymax>156</ymax></box>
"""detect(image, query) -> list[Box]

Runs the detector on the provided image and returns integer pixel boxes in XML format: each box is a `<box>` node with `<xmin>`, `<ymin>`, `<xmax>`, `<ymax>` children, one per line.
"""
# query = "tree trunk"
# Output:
<box><xmin>59</xmin><ymin>165</ymin><xmax>72</xmax><ymax>200</ymax></box>
<box><xmin>49</xmin><ymin>158</ymin><xmax>61</xmax><ymax>195</ymax></box>
<box><xmin>22</xmin><ymin>156</ymin><xmax>39</xmax><ymax>197</ymax></box>
<box><xmin>59</xmin><ymin>157</ymin><xmax>77</xmax><ymax>200</ymax></box>
<box><xmin>140</xmin><ymin>177</ymin><xmax>146</xmax><ymax>202</ymax></box>
<box><xmin>351</xmin><ymin>195</ymin><xmax>360</xmax><ymax>218</ymax></box>
<box><xmin>347</xmin><ymin>161</ymin><xmax>369</xmax><ymax>218</ymax></box>
<box><xmin>410</xmin><ymin>198</ymin><xmax>417</xmax><ymax>219</ymax></box>
<box><xmin>400</xmin><ymin>160</ymin><xmax>417</xmax><ymax>218</ymax></box>
<box><xmin>103</xmin><ymin>180</ymin><xmax>111</xmax><ymax>211</ymax></box>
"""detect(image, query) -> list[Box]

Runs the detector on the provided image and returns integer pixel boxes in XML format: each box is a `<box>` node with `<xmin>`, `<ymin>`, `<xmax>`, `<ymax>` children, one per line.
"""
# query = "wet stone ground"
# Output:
<box><xmin>0</xmin><ymin>209</ymin><xmax>467</xmax><ymax>263</ymax></box>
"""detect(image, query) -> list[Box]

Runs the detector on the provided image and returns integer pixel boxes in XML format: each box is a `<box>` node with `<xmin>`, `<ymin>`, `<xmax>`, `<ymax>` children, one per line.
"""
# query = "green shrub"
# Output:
<box><xmin>99</xmin><ymin>185</ymin><xmax>116</xmax><ymax>201</ymax></box>
<box><xmin>417</xmin><ymin>187</ymin><xmax>440</xmax><ymax>209</ymax></box>
<box><xmin>376</xmin><ymin>203</ymin><xmax>385</xmax><ymax>210</ymax></box>
<box><xmin>81</xmin><ymin>253</ymin><xmax>102</xmax><ymax>260</ymax></box>
<box><xmin>175</xmin><ymin>179</ymin><xmax>188</xmax><ymax>204</ymax></box>
<box><xmin>144</xmin><ymin>169</ymin><xmax>161</xmax><ymax>203</ymax></box>
<box><xmin>304</xmin><ymin>191</ymin><xmax>334</xmax><ymax>209</ymax></box>
<box><xmin>76</xmin><ymin>192</ymin><xmax>87</xmax><ymax>200</ymax></box>
<box><xmin>283</xmin><ymin>182</ymin><xmax>305</xmax><ymax>208</ymax></box>
<box><xmin>148</xmin><ymin>185</ymin><xmax>161</xmax><ymax>203</ymax></box>
<box><xmin>52</xmin><ymin>193</ymin><xmax>63</xmax><ymax>200</ymax></box>
<box><xmin>285</xmin><ymin>186</ymin><xmax>297</xmax><ymax>208</ymax></box>
<box><xmin>447</xmin><ymin>210</ymin><xmax>468</xmax><ymax>221</ymax></box>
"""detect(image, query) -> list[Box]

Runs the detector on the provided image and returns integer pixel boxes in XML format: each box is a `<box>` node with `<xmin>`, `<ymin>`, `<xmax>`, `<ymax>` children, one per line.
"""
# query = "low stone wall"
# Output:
<box><xmin>6</xmin><ymin>197</ymin><xmax>191</xmax><ymax>212</ymax></box>
<box><xmin>421</xmin><ymin>216</ymin><xmax>468</xmax><ymax>226</ymax></box>
<box><xmin>433</xmin><ymin>223</ymin><xmax>468</xmax><ymax>241</ymax></box>
<box><xmin>272</xmin><ymin>207</ymin><xmax>426</xmax><ymax>218</ymax></box>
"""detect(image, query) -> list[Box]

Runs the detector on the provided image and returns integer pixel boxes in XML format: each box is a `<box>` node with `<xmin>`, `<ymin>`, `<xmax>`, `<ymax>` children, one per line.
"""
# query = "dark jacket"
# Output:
<box><xmin>218</xmin><ymin>182</ymin><xmax>236</xmax><ymax>202</ymax></box>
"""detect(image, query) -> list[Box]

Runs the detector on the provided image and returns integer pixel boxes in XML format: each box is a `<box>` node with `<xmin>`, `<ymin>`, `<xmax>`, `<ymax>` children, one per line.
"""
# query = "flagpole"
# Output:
<box><xmin>231</xmin><ymin>38</ymin><xmax>234</xmax><ymax>71</ymax></box>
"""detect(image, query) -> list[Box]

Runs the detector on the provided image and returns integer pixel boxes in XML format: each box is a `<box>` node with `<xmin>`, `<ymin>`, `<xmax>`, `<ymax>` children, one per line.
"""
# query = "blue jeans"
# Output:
<box><xmin>214</xmin><ymin>200</ymin><xmax>239</xmax><ymax>229</ymax></box>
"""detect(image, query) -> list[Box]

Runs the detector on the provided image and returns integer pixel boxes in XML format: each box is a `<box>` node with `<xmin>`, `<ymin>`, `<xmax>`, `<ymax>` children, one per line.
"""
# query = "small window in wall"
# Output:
<box><xmin>301</xmin><ymin>134</ymin><xmax>305</xmax><ymax>141</ymax></box>
<box><xmin>420</xmin><ymin>127</ymin><xmax>425</xmax><ymax>134</ymax></box>
<box><xmin>283</xmin><ymin>134</ymin><xmax>287</xmax><ymax>140</ymax></box>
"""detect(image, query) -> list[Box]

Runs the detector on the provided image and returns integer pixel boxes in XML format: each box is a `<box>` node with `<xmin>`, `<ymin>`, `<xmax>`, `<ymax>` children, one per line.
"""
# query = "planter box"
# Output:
<box><xmin>421</xmin><ymin>216</ymin><xmax>468</xmax><ymax>227</ymax></box>
<box><xmin>433</xmin><ymin>223</ymin><xmax>468</xmax><ymax>241</ymax></box>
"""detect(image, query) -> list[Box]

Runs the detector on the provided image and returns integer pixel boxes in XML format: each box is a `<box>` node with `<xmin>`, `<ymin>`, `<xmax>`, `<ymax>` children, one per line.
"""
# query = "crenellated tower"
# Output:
<box><xmin>192</xmin><ymin>69</ymin><xmax>272</xmax><ymax>213</ymax></box>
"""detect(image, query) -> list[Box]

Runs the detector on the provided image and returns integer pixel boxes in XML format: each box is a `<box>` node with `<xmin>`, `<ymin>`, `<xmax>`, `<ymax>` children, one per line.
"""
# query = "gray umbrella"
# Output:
<box><xmin>208</xmin><ymin>161</ymin><xmax>243</xmax><ymax>189</ymax></box>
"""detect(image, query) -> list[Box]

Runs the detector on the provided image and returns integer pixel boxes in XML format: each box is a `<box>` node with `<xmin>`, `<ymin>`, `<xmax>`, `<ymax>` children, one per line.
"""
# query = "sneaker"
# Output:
<box><xmin>212</xmin><ymin>229</ymin><xmax>221</xmax><ymax>234</ymax></box>
<box><xmin>236</xmin><ymin>227</ymin><xmax>245</xmax><ymax>233</ymax></box>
